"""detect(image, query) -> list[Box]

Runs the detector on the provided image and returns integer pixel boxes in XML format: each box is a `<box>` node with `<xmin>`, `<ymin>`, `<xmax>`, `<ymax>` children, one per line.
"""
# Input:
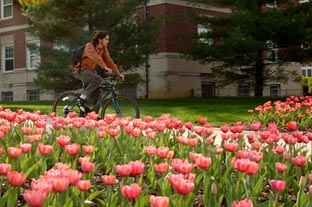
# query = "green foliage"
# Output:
<box><xmin>21</xmin><ymin>0</ymin><xmax>160</xmax><ymax>93</ymax></box>
<box><xmin>301</xmin><ymin>76</ymin><xmax>312</xmax><ymax>93</ymax></box>
<box><xmin>185</xmin><ymin>0</ymin><xmax>312</xmax><ymax>96</ymax></box>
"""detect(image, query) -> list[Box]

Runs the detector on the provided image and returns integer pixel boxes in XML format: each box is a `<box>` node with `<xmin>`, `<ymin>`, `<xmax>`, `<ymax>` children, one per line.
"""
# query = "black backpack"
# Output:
<box><xmin>71</xmin><ymin>45</ymin><xmax>85</xmax><ymax>69</ymax></box>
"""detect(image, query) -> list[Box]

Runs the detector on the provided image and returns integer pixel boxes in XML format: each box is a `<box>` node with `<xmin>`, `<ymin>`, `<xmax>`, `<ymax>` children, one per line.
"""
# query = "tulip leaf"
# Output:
<box><xmin>87</xmin><ymin>190</ymin><xmax>105</xmax><ymax>201</ymax></box>
<box><xmin>0</xmin><ymin>190</ymin><xmax>9</xmax><ymax>207</ymax></box>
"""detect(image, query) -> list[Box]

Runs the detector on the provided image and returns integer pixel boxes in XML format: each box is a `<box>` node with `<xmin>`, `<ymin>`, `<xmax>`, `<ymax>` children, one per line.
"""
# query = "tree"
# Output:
<box><xmin>18</xmin><ymin>0</ymin><xmax>159</xmax><ymax>93</ymax></box>
<box><xmin>184</xmin><ymin>0</ymin><xmax>312</xmax><ymax>96</ymax></box>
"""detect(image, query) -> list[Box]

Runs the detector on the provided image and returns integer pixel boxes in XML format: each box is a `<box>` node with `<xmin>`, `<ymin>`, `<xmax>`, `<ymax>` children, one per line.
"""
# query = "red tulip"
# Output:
<box><xmin>19</xmin><ymin>143</ymin><xmax>32</xmax><ymax>153</ymax></box>
<box><xmin>285</xmin><ymin>121</ymin><xmax>297</xmax><ymax>131</ymax></box>
<box><xmin>65</xmin><ymin>143</ymin><xmax>80</xmax><ymax>156</ymax></box>
<box><xmin>195</xmin><ymin>156</ymin><xmax>212</xmax><ymax>169</ymax></box>
<box><xmin>102</xmin><ymin>174</ymin><xmax>117</xmax><ymax>185</ymax></box>
<box><xmin>291</xmin><ymin>155</ymin><xmax>307</xmax><ymax>167</ymax></box>
<box><xmin>150</xmin><ymin>195</ymin><xmax>169</xmax><ymax>207</ymax></box>
<box><xmin>270</xmin><ymin>180</ymin><xmax>286</xmax><ymax>192</ymax></box>
<box><xmin>82</xmin><ymin>145</ymin><xmax>94</xmax><ymax>154</ymax></box>
<box><xmin>24</xmin><ymin>190</ymin><xmax>48</xmax><ymax>207</ymax></box>
<box><xmin>232</xmin><ymin>198</ymin><xmax>253</xmax><ymax>207</ymax></box>
<box><xmin>81</xmin><ymin>161</ymin><xmax>95</xmax><ymax>173</ymax></box>
<box><xmin>7</xmin><ymin>171</ymin><xmax>26</xmax><ymax>187</ymax></box>
<box><xmin>121</xmin><ymin>183</ymin><xmax>141</xmax><ymax>200</ymax></box>
<box><xmin>129</xmin><ymin>160</ymin><xmax>145</xmax><ymax>175</ymax></box>
<box><xmin>0</xmin><ymin>163</ymin><xmax>11</xmax><ymax>175</ymax></box>
<box><xmin>173</xmin><ymin>178</ymin><xmax>194</xmax><ymax>195</ymax></box>
<box><xmin>154</xmin><ymin>162</ymin><xmax>169</xmax><ymax>174</ymax></box>
<box><xmin>171</xmin><ymin>159</ymin><xmax>193</xmax><ymax>174</ymax></box>
<box><xmin>38</xmin><ymin>144</ymin><xmax>53</xmax><ymax>155</ymax></box>
<box><xmin>275</xmin><ymin>162</ymin><xmax>288</xmax><ymax>173</ymax></box>
<box><xmin>224</xmin><ymin>142</ymin><xmax>238</xmax><ymax>152</ymax></box>
<box><xmin>144</xmin><ymin>146</ymin><xmax>156</xmax><ymax>155</ymax></box>
<box><xmin>31</xmin><ymin>178</ymin><xmax>53</xmax><ymax>193</ymax></box>
<box><xmin>52</xmin><ymin>177</ymin><xmax>69</xmax><ymax>193</ymax></box>
<box><xmin>156</xmin><ymin>147</ymin><xmax>170</xmax><ymax>158</ymax></box>
<box><xmin>56</xmin><ymin>135</ymin><xmax>71</xmax><ymax>147</ymax></box>
<box><xmin>7</xmin><ymin>147</ymin><xmax>22</xmax><ymax>159</ymax></box>
<box><xmin>116</xmin><ymin>164</ymin><xmax>132</xmax><ymax>176</ymax></box>
<box><xmin>197</xmin><ymin>117</ymin><xmax>207</xmax><ymax>125</ymax></box>
<box><xmin>22</xmin><ymin>127</ymin><xmax>32</xmax><ymax>135</ymax></box>
<box><xmin>77</xmin><ymin>180</ymin><xmax>91</xmax><ymax>191</ymax></box>
<box><xmin>245</xmin><ymin>161</ymin><xmax>259</xmax><ymax>175</ymax></box>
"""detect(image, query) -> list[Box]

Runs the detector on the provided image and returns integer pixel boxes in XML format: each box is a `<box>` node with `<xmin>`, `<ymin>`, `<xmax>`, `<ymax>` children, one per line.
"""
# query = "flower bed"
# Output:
<box><xmin>0</xmin><ymin>96</ymin><xmax>311</xmax><ymax>207</ymax></box>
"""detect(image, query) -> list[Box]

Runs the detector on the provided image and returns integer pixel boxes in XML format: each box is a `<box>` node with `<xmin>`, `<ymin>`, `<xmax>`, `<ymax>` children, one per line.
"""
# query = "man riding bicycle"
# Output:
<box><xmin>73</xmin><ymin>30</ymin><xmax>125</xmax><ymax>116</ymax></box>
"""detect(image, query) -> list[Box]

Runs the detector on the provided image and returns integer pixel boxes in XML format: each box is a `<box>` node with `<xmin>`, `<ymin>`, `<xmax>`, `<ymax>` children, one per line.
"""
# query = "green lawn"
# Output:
<box><xmin>0</xmin><ymin>97</ymin><xmax>281</xmax><ymax>126</ymax></box>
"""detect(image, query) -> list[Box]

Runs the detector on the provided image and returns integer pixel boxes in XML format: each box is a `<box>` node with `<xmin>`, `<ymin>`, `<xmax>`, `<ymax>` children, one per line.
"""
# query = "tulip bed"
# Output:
<box><xmin>0</xmin><ymin>96</ymin><xmax>312</xmax><ymax>207</ymax></box>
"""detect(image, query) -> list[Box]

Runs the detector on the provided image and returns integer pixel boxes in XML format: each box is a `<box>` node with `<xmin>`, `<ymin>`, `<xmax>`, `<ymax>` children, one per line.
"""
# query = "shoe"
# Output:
<box><xmin>77</xmin><ymin>97</ymin><xmax>87</xmax><ymax>117</ymax></box>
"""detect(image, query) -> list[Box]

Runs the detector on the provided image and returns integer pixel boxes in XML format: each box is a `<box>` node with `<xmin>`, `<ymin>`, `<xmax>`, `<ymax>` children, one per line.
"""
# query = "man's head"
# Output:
<box><xmin>92</xmin><ymin>31</ymin><xmax>109</xmax><ymax>48</ymax></box>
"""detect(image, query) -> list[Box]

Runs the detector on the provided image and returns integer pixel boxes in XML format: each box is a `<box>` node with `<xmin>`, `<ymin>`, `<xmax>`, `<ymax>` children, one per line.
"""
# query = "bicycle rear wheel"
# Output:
<box><xmin>100</xmin><ymin>95</ymin><xmax>140</xmax><ymax>119</ymax></box>
<box><xmin>52</xmin><ymin>91</ymin><xmax>80</xmax><ymax>117</ymax></box>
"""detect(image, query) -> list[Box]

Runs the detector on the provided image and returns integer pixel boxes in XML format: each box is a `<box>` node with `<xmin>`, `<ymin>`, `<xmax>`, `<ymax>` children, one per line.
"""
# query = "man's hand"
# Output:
<box><xmin>105</xmin><ymin>67</ymin><xmax>113</xmax><ymax>74</ymax></box>
<box><xmin>119</xmin><ymin>73</ymin><xmax>125</xmax><ymax>81</ymax></box>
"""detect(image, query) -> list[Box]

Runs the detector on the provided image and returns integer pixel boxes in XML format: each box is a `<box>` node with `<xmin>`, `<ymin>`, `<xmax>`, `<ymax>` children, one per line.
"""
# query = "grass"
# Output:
<box><xmin>0</xmin><ymin>97</ymin><xmax>280</xmax><ymax>126</ymax></box>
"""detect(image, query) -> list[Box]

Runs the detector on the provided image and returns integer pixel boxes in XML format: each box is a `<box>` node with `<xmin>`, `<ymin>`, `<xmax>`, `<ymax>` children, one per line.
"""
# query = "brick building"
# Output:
<box><xmin>0</xmin><ymin>0</ymin><xmax>306</xmax><ymax>101</ymax></box>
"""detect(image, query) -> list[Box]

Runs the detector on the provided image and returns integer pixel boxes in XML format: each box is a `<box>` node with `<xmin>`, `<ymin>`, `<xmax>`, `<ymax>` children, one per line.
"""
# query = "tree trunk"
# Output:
<box><xmin>254</xmin><ymin>53</ymin><xmax>264</xmax><ymax>97</ymax></box>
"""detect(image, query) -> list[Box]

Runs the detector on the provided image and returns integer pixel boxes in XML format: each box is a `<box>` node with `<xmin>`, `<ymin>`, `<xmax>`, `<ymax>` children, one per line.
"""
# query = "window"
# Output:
<box><xmin>198</xmin><ymin>24</ymin><xmax>213</xmax><ymax>45</ymax></box>
<box><xmin>2</xmin><ymin>44</ymin><xmax>14</xmax><ymax>72</ymax></box>
<box><xmin>302</xmin><ymin>66</ymin><xmax>312</xmax><ymax>77</ymax></box>
<box><xmin>237</xmin><ymin>84</ymin><xmax>250</xmax><ymax>96</ymax></box>
<box><xmin>266</xmin><ymin>40</ymin><xmax>278</xmax><ymax>64</ymax></box>
<box><xmin>27</xmin><ymin>90</ymin><xmax>39</xmax><ymax>101</ymax></box>
<box><xmin>27</xmin><ymin>40</ymin><xmax>40</xmax><ymax>70</ymax></box>
<box><xmin>270</xmin><ymin>84</ymin><xmax>280</xmax><ymax>97</ymax></box>
<box><xmin>1</xmin><ymin>91</ymin><xmax>13</xmax><ymax>101</ymax></box>
<box><xmin>1</xmin><ymin>0</ymin><xmax>12</xmax><ymax>19</ymax></box>
<box><xmin>266</xmin><ymin>1</ymin><xmax>277</xmax><ymax>8</ymax></box>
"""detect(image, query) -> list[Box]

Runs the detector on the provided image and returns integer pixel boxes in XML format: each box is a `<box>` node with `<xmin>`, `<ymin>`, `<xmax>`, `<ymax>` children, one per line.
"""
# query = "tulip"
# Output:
<box><xmin>0</xmin><ymin>163</ymin><xmax>11</xmax><ymax>175</ymax></box>
<box><xmin>82</xmin><ymin>145</ymin><xmax>94</xmax><ymax>154</ymax></box>
<box><xmin>102</xmin><ymin>174</ymin><xmax>117</xmax><ymax>185</ymax></box>
<box><xmin>128</xmin><ymin>160</ymin><xmax>145</xmax><ymax>176</ymax></box>
<box><xmin>24</xmin><ymin>190</ymin><xmax>48</xmax><ymax>207</ymax></box>
<box><xmin>7</xmin><ymin>171</ymin><xmax>26</xmax><ymax>187</ymax></box>
<box><xmin>224</xmin><ymin>142</ymin><xmax>238</xmax><ymax>152</ymax></box>
<box><xmin>275</xmin><ymin>162</ymin><xmax>288</xmax><ymax>173</ymax></box>
<box><xmin>291</xmin><ymin>155</ymin><xmax>307</xmax><ymax>167</ymax></box>
<box><xmin>270</xmin><ymin>180</ymin><xmax>286</xmax><ymax>192</ymax></box>
<box><xmin>154</xmin><ymin>162</ymin><xmax>169</xmax><ymax>174</ymax></box>
<box><xmin>64</xmin><ymin>143</ymin><xmax>80</xmax><ymax>156</ymax></box>
<box><xmin>38</xmin><ymin>144</ymin><xmax>53</xmax><ymax>155</ymax></box>
<box><xmin>116</xmin><ymin>164</ymin><xmax>132</xmax><ymax>176</ymax></box>
<box><xmin>7</xmin><ymin>147</ymin><xmax>22</xmax><ymax>159</ymax></box>
<box><xmin>150</xmin><ymin>195</ymin><xmax>169</xmax><ymax>207</ymax></box>
<box><xmin>232</xmin><ymin>198</ymin><xmax>253</xmax><ymax>207</ymax></box>
<box><xmin>56</xmin><ymin>135</ymin><xmax>71</xmax><ymax>147</ymax></box>
<box><xmin>77</xmin><ymin>180</ymin><xmax>91</xmax><ymax>191</ymax></box>
<box><xmin>19</xmin><ymin>143</ymin><xmax>32</xmax><ymax>153</ymax></box>
<box><xmin>81</xmin><ymin>161</ymin><xmax>95</xmax><ymax>173</ymax></box>
<box><xmin>52</xmin><ymin>177</ymin><xmax>69</xmax><ymax>193</ymax></box>
<box><xmin>173</xmin><ymin>178</ymin><xmax>194</xmax><ymax>195</ymax></box>
<box><xmin>195</xmin><ymin>156</ymin><xmax>212</xmax><ymax>169</ymax></box>
<box><xmin>121</xmin><ymin>183</ymin><xmax>141</xmax><ymax>200</ymax></box>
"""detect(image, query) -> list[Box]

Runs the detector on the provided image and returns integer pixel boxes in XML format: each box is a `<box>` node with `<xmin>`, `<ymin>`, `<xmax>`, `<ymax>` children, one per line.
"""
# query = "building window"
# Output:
<box><xmin>2</xmin><ymin>44</ymin><xmax>14</xmax><ymax>72</ymax></box>
<box><xmin>270</xmin><ymin>84</ymin><xmax>280</xmax><ymax>97</ymax></box>
<box><xmin>266</xmin><ymin>40</ymin><xmax>278</xmax><ymax>64</ymax></box>
<box><xmin>237</xmin><ymin>84</ymin><xmax>250</xmax><ymax>96</ymax></box>
<box><xmin>1</xmin><ymin>0</ymin><xmax>12</xmax><ymax>19</ymax></box>
<box><xmin>302</xmin><ymin>66</ymin><xmax>312</xmax><ymax>77</ymax></box>
<box><xmin>27</xmin><ymin>40</ymin><xmax>41</xmax><ymax>70</ymax></box>
<box><xmin>1</xmin><ymin>91</ymin><xmax>13</xmax><ymax>101</ymax></box>
<box><xmin>198</xmin><ymin>24</ymin><xmax>213</xmax><ymax>45</ymax></box>
<box><xmin>266</xmin><ymin>1</ymin><xmax>277</xmax><ymax>8</ymax></box>
<box><xmin>27</xmin><ymin>90</ymin><xmax>39</xmax><ymax>101</ymax></box>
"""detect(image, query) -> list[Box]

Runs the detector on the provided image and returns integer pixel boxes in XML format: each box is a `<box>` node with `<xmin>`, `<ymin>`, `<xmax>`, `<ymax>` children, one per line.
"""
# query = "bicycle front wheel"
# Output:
<box><xmin>100</xmin><ymin>95</ymin><xmax>140</xmax><ymax>119</ymax></box>
<box><xmin>52</xmin><ymin>91</ymin><xmax>80</xmax><ymax>117</ymax></box>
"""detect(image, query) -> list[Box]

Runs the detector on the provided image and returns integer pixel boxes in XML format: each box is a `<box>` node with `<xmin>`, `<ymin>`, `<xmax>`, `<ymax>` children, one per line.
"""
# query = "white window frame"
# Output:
<box><xmin>27</xmin><ymin>40</ymin><xmax>41</xmax><ymax>70</ymax></box>
<box><xmin>27</xmin><ymin>90</ymin><xmax>39</xmax><ymax>101</ymax></box>
<box><xmin>302</xmin><ymin>66</ymin><xmax>312</xmax><ymax>77</ymax></box>
<box><xmin>198</xmin><ymin>24</ymin><xmax>213</xmax><ymax>45</ymax></box>
<box><xmin>2</xmin><ymin>44</ymin><xmax>14</xmax><ymax>72</ymax></box>
<box><xmin>266</xmin><ymin>40</ymin><xmax>278</xmax><ymax>64</ymax></box>
<box><xmin>269</xmin><ymin>84</ymin><xmax>281</xmax><ymax>97</ymax></box>
<box><xmin>266</xmin><ymin>1</ymin><xmax>277</xmax><ymax>8</ymax></box>
<box><xmin>1</xmin><ymin>91</ymin><xmax>13</xmax><ymax>101</ymax></box>
<box><xmin>1</xmin><ymin>0</ymin><xmax>13</xmax><ymax>19</ymax></box>
<box><xmin>237</xmin><ymin>84</ymin><xmax>250</xmax><ymax>97</ymax></box>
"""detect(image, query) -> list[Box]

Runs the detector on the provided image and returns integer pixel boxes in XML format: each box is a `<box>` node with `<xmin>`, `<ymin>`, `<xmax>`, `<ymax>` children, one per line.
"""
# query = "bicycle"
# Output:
<box><xmin>52</xmin><ymin>73</ymin><xmax>140</xmax><ymax>119</ymax></box>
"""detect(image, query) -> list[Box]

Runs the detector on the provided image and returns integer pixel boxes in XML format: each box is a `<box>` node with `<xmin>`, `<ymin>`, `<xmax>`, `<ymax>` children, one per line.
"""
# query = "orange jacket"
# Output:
<box><xmin>73</xmin><ymin>42</ymin><xmax>119</xmax><ymax>74</ymax></box>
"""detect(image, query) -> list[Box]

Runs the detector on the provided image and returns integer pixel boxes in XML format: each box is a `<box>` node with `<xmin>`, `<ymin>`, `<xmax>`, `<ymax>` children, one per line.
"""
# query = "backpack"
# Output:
<box><xmin>71</xmin><ymin>45</ymin><xmax>85</xmax><ymax>68</ymax></box>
